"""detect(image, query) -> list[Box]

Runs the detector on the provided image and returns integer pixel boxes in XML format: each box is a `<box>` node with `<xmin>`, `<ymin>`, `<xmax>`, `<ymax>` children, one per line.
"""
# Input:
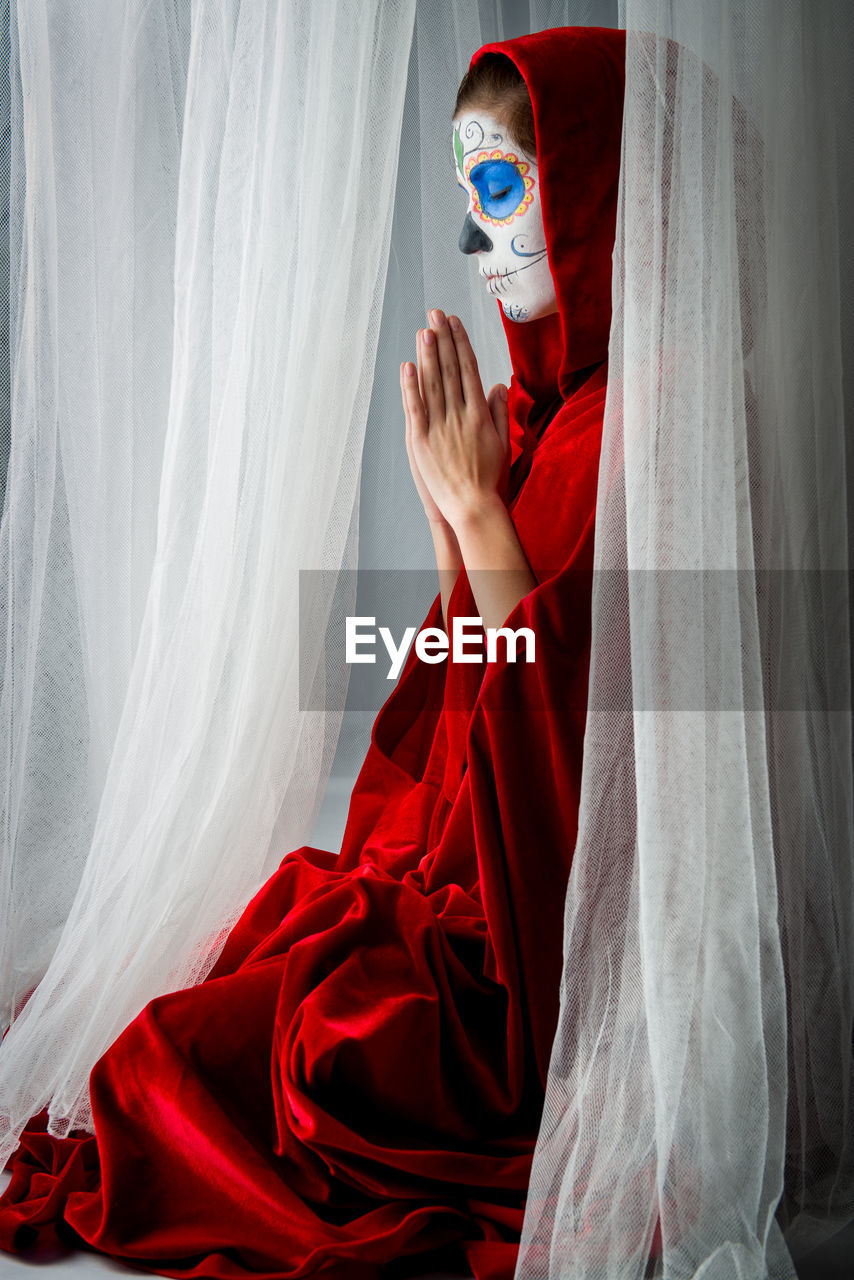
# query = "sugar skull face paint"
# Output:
<box><xmin>453</xmin><ymin>109</ymin><xmax>557</xmax><ymax>323</ymax></box>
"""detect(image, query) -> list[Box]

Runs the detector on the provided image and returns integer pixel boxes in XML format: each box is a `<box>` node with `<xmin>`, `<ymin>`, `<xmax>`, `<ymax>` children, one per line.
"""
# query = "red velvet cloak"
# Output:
<box><xmin>0</xmin><ymin>25</ymin><xmax>627</xmax><ymax>1280</ymax></box>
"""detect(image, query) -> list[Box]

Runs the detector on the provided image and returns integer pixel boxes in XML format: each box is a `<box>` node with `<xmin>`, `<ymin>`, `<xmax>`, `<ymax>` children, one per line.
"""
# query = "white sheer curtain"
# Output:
<box><xmin>0</xmin><ymin>0</ymin><xmax>416</xmax><ymax>1160</ymax></box>
<box><xmin>517</xmin><ymin>2</ymin><xmax>854</xmax><ymax>1278</ymax></box>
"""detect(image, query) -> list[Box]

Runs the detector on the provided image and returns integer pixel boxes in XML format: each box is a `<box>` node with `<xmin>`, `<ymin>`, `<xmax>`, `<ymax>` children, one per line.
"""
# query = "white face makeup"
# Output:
<box><xmin>452</xmin><ymin>109</ymin><xmax>558</xmax><ymax>324</ymax></box>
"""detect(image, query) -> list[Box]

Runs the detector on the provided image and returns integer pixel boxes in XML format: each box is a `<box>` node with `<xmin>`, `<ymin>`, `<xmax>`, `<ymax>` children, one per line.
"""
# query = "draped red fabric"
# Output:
<box><xmin>0</xmin><ymin>25</ymin><xmax>643</xmax><ymax>1280</ymax></box>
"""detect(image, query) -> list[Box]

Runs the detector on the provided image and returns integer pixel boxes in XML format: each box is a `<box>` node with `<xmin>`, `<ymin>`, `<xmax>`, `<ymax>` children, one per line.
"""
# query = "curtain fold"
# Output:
<box><xmin>516</xmin><ymin>2</ymin><xmax>854</xmax><ymax>1277</ymax></box>
<box><xmin>0</xmin><ymin>0</ymin><xmax>416</xmax><ymax>1161</ymax></box>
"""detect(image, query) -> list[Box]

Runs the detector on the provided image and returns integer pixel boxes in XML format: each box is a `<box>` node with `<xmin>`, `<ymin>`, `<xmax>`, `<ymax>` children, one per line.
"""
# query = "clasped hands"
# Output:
<box><xmin>400</xmin><ymin>309</ymin><xmax>511</xmax><ymax>534</ymax></box>
<box><xmin>399</xmin><ymin>309</ymin><xmax>536</xmax><ymax>634</ymax></box>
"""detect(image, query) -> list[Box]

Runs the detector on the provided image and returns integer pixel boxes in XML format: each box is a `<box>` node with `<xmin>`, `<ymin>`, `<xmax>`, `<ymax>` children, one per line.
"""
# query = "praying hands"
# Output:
<box><xmin>400</xmin><ymin>308</ymin><xmax>536</xmax><ymax>634</ymax></box>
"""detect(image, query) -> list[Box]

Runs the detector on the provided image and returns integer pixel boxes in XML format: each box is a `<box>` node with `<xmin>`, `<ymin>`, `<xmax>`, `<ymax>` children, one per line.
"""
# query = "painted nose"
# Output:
<box><xmin>458</xmin><ymin>213</ymin><xmax>493</xmax><ymax>254</ymax></box>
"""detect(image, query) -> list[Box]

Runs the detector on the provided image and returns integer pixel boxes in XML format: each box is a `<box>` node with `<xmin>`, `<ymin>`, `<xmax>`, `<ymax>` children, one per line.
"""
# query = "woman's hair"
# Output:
<box><xmin>453</xmin><ymin>52</ymin><xmax>536</xmax><ymax>158</ymax></box>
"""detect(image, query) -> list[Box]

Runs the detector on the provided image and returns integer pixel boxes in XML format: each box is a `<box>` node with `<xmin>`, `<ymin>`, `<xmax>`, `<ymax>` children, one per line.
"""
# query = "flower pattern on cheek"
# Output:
<box><xmin>465</xmin><ymin>150</ymin><xmax>534</xmax><ymax>227</ymax></box>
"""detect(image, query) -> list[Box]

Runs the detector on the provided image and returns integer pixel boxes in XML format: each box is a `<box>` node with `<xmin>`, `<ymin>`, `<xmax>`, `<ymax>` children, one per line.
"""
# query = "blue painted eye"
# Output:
<box><xmin>469</xmin><ymin>159</ymin><xmax>526</xmax><ymax>220</ymax></box>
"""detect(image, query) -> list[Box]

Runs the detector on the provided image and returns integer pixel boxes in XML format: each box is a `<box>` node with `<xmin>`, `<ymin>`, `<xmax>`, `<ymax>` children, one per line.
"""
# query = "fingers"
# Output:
<box><xmin>400</xmin><ymin>360</ymin><xmax>427</xmax><ymax>444</ymax></box>
<box><xmin>417</xmin><ymin>326</ymin><xmax>446</xmax><ymax>423</ymax></box>
<box><xmin>487</xmin><ymin>383</ymin><xmax>510</xmax><ymax>450</ymax></box>
<box><xmin>408</xmin><ymin>311</ymin><xmax>481</xmax><ymax>435</ymax></box>
<box><xmin>426</xmin><ymin>310</ymin><xmax>464</xmax><ymax>413</ymax></box>
<box><xmin>400</xmin><ymin>362</ymin><xmax>412</xmax><ymax>457</ymax></box>
<box><xmin>446</xmin><ymin>316</ymin><xmax>487</xmax><ymax>409</ymax></box>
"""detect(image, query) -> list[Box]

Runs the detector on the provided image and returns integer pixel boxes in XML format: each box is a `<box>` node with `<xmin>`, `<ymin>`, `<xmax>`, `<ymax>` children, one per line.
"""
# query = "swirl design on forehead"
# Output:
<box><xmin>454</xmin><ymin>118</ymin><xmax>495</xmax><ymax>184</ymax></box>
<box><xmin>462</xmin><ymin>119</ymin><xmax>490</xmax><ymax>156</ymax></box>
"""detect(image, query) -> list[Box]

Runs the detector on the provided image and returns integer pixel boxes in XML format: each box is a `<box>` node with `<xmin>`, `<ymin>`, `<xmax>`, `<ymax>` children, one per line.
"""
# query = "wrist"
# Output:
<box><xmin>429</xmin><ymin>516</ymin><xmax>461</xmax><ymax>546</ymax></box>
<box><xmin>429</xmin><ymin>517</ymin><xmax>463</xmax><ymax>576</ymax></box>
<box><xmin>451</xmin><ymin>491</ymin><xmax>508</xmax><ymax>538</ymax></box>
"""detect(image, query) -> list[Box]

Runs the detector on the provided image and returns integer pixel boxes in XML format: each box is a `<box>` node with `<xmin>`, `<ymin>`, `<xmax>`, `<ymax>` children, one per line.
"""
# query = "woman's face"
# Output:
<box><xmin>452</xmin><ymin>107</ymin><xmax>558</xmax><ymax>324</ymax></box>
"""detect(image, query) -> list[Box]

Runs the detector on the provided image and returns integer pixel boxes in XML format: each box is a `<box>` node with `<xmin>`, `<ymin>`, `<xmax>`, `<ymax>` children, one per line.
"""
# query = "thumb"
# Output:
<box><xmin>487</xmin><ymin>383</ymin><xmax>510</xmax><ymax>452</ymax></box>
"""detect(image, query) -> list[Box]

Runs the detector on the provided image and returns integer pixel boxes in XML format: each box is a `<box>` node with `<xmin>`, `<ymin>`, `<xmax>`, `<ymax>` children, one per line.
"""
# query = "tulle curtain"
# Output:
<box><xmin>0</xmin><ymin>0</ymin><xmax>417</xmax><ymax>1157</ymax></box>
<box><xmin>517</xmin><ymin>2</ymin><xmax>854</xmax><ymax>1278</ymax></box>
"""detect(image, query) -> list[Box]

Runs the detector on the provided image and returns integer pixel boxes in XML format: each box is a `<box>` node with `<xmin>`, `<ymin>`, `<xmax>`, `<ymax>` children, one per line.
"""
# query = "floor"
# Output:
<box><xmin>0</xmin><ymin>1190</ymin><xmax>851</xmax><ymax>1280</ymax></box>
<box><xmin>1</xmin><ymin>780</ymin><xmax>853</xmax><ymax>1279</ymax></box>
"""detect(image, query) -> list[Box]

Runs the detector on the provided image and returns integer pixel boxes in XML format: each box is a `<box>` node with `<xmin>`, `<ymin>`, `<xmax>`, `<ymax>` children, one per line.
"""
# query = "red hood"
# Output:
<box><xmin>467</xmin><ymin>26</ymin><xmax>626</xmax><ymax>463</ymax></box>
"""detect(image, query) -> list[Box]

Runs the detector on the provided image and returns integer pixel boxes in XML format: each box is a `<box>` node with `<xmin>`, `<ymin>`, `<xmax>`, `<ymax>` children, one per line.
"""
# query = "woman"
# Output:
<box><xmin>0</xmin><ymin>25</ymin><xmax>628</xmax><ymax>1280</ymax></box>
